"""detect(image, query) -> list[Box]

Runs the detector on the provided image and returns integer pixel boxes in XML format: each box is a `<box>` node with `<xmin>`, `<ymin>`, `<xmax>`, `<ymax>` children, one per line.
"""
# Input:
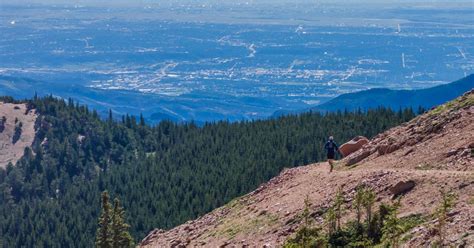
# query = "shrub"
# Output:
<box><xmin>12</xmin><ymin>122</ymin><xmax>22</xmax><ymax>144</ymax></box>
<box><xmin>434</xmin><ymin>189</ymin><xmax>457</xmax><ymax>246</ymax></box>
<box><xmin>284</xmin><ymin>196</ymin><xmax>326</xmax><ymax>248</ymax></box>
<box><xmin>0</xmin><ymin>116</ymin><xmax>6</xmax><ymax>133</ymax></box>
<box><xmin>285</xmin><ymin>186</ymin><xmax>428</xmax><ymax>248</ymax></box>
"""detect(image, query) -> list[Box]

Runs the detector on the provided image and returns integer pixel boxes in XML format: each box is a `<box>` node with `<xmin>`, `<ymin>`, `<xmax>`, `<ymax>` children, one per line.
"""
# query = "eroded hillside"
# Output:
<box><xmin>141</xmin><ymin>90</ymin><xmax>474</xmax><ymax>247</ymax></box>
<box><xmin>0</xmin><ymin>102</ymin><xmax>37</xmax><ymax>168</ymax></box>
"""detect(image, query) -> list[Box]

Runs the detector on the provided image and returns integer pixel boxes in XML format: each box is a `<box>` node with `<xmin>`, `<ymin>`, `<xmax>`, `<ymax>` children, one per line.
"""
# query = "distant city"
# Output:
<box><xmin>1</xmin><ymin>2</ymin><xmax>473</xmax><ymax>122</ymax></box>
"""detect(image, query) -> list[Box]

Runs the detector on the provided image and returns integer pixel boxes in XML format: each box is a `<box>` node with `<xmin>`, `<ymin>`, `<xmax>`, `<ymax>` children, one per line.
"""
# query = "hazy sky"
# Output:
<box><xmin>3</xmin><ymin>0</ymin><xmax>473</xmax><ymax>6</ymax></box>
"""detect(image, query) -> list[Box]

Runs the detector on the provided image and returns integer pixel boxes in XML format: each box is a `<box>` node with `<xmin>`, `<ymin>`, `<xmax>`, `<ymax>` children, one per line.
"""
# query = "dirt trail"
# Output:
<box><xmin>141</xmin><ymin>91</ymin><xmax>474</xmax><ymax>247</ymax></box>
<box><xmin>0</xmin><ymin>102</ymin><xmax>37</xmax><ymax>168</ymax></box>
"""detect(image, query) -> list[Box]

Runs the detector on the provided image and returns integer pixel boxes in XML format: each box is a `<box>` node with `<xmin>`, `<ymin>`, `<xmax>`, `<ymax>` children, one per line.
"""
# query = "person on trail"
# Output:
<box><xmin>324</xmin><ymin>136</ymin><xmax>339</xmax><ymax>172</ymax></box>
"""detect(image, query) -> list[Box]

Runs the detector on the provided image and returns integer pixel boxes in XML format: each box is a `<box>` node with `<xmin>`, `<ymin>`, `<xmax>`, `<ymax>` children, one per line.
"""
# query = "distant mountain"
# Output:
<box><xmin>272</xmin><ymin>75</ymin><xmax>474</xmax><ymax>117</ymax></box>
<box><xmin>312</xmin><ymin>74</ymin><xmax>474</xmax><ymax>112</ymax></box>
<box><xmin>0</xmin><ymin>75</ymin><xmax>282</xmax><ymax>124</ymax></box>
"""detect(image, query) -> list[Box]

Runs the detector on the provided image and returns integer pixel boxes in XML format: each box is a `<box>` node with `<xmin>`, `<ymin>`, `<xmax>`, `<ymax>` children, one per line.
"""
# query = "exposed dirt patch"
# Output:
<box><xmin>0</xmin><ymin>102</ymin><xmax>37</xmax><ymax>169</ymax></box>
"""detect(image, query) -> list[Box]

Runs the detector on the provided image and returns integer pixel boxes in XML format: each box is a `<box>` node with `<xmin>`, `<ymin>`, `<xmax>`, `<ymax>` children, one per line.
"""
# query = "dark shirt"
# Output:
<box><xmin>325</xmin><ymin>140</ymin><xmax>339</xmax><ymax>154</ymax></box>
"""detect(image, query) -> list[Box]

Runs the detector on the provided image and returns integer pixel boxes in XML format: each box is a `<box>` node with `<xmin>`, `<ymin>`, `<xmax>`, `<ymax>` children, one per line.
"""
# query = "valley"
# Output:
<box><xmin>1</xmin><ymin>3</ymin><xmax>473</xmax><ymax>122</ymax></box>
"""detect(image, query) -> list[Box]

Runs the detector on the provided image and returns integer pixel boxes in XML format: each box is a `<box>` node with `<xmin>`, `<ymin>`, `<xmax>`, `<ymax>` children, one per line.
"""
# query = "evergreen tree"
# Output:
<box><xmin>0</xmin><ymin>116</ymin><xmax>6</xmax><ymax>133</ymax></box>
<box><xmin>111</xmin><ymin>198</ymin><xmax>134</xmax><ymax>248</ymax></box>
<box><xmin>108</xmin><ymin>109</ymin><xmax>113</xmax><ymax>124</ymax></box>
<box><xmin>96</xmin><ymin>191</ymin><xmax>112</xmax><ymax>248</ymax></box>
<box><xmin>362</xmin><ymin>188</ymin><xmax>376</xmax><ymax>227</ymax></box>
<box><xmin>12</xmin><ymin>122</ymin><xmax>22</xmax><ymax>144</ymax></box>
<box><xmin>333</xmin><ymin>187</ymin><xmax>345</xmax><ymax>231</ymax></box>
<box><xmin>353</xmin><ymin>186</ymin><xmax>364</xmax><ymax>225</ymax></box>
<box><xmin>434</xmin><ymin>189</ymin><xmax>457</xmax><ymax>246</ymax></box>
<box><xmin>381</xmin><ymin>200</ymin><xmax>403</xmax><ymax>248</ymax></box>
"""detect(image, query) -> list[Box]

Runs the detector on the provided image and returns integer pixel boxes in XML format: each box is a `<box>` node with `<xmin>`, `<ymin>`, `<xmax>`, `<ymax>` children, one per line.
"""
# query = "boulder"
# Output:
<box><xmin>345</xmin><ymin>149</ymin><xmax>372</xmax><ymax>166</ymax></box>
<box><xmin>377</xmin><ymin>143</ymin><xmax>402</xmax><ymax>156</ymax></box>
<box><xmin>339</xmin><ymin>136</ymin><xmax>369</xmax><ymax>157</ymax></box>
<box><xmin>390</xmin><ymin>180</ymin><xmax>416</xmax><ymax>197</ymax></box>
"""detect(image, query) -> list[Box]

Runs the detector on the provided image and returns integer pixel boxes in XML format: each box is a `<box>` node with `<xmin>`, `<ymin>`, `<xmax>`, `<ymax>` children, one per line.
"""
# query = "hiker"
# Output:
<box><xmin>324</xmin><ymin>136</ymin><xmax>339</xmax><ymax>172</ymax></box>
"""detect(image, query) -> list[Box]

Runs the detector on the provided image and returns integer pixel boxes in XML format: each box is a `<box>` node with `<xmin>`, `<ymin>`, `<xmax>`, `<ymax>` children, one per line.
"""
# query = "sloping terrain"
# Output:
<box><xmin>343</xmin><ymin>89</ymin><xmax>473</xmax><ymax>171</ymax></box>
<box><xmin>141</xmin><ymin>90</ymin><xmax>474</xmax><ymax>247</ymax></box>
<box><xmin>0</xmin><ymin>102</ymin><xmax>37</xmax><ymax>169</ymax></box>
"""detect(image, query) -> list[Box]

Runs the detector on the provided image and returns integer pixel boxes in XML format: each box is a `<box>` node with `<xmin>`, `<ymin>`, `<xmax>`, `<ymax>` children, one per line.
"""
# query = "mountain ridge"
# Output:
<box><xmin>273</xmin><ymin>74</ymin><xmax>474</xmax><ymax>117</ymax></box>
<box><xmin>141</xmin><ymin>90</ymin><xmax>474</xmax><ymax>247</ymax></box>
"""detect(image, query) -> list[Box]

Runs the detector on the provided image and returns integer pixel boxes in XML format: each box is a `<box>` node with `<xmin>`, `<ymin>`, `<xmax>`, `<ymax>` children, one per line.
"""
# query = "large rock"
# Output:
<box><xmin>339</xmin><ymin>136</ymin><xmax>369</xmax><ymax>157</ymax></box>
<box><xmin>377</xmin><ymin>143</ymin><xmax>401</xmax><ymax>156</ymax></box>
<box><xmin>390</xmin><ymin>180</ymin><xmax>416</xmax><ymax>197</ymax></box>
<box><xmin>345</xmin><ymin>149</ymin><xmax>373</xmax><ymax>166</ymax></box>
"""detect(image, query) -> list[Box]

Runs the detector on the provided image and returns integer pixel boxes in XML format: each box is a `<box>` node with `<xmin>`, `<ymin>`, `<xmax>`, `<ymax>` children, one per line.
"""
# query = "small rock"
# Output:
<box><xmin>458</xmin><ymin>182</ymin><xmax>470</xmax><ymax>189</ymax></box>
<box><xmin>447</xmin><ymin>210</ymin><xmax>460</xmax><ymax>217</ymax></box>
<box><xmin>460</xmin><ymin>149</ymin><xmax>470</xmax><ymax>157</ymax></box>
<box><xmin>404</xmin><ymin>148</ymin><xmax>415</xmax><ymax>156</ymax></box>
<box><xmin>389</xmin><ymin>180</ymin><xmax>416</xmax><ymax>197</ymax></box>
<box><xmin>446</xmin><ymin>149</ymin><xmax>458</xmax><ymax>157</ymax></box>
<box><xmin>219</xmin><ymin>241</ymin><xmax>230</xmax><ymax>248</ymax></box>
<box><xmin>258</xmin><ymin>209</ymin><xmax>268</xmax><ymax>216</ymax></box>
<box><xmin>170</xmin><ymin>240</ymin><xmax>181</xmax><ymax>248</ymax></box>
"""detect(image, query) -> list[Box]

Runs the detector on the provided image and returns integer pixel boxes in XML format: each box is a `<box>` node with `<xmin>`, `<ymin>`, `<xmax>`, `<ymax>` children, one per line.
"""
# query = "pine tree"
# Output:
<box><xmin>353</xmin><ymin>186</ymin><xmax>364</xmax><ymax>225</ymax></box>
<box><xmin>333</xmin><ymin>187</ymin><xmax>345</xmax><ymax>231</ymax></box>
<box><xmin>434</xmin><ymin>189</ymin><xmax>457</xmax><ymax>246</ymax></box>
<box><xmin>362</xmin><ymin>187</ymin><xmax>377</xmax><ymax>239</ymax></box>
<box><xmin>325</xmin><ymin>207</ymin><xmax>337</xmax><ymax>236</ymax></box>
<box><xmin>108</xmin><ymin>109</ymin><xmax>113</xmax><ymax>124</ymax></box>
<box><xmin>139</xmin><ymin>113</ymin><xmax>145</xmax><ymax>127</ymax></box>
<box><xmin>299</xmin><ymin>195</ymin><xmax>312</xmax><ymax>247</ymax></box>
<box><xmin>381</xmin><ymin>200</ymin><xmax>403</xmax><ymax>247</ymax></box>
<box><xmin>12</xmin><ymin>122</ymin><xmax>22</xmax><ymax>144</ymax></box>
<box><xmin>0</xmin><ymin>116</ymin><xmax>6</xmax><ymax>133</ymax></box>
<box><xmin>111</xmin><ymin>198</ymin><xmax>134</xmax><ymax>248</ymax></box>
<box><xmin>96</xmin><ymin>191</ymin><xmax>112</xmax><ymax>248</ymax></box>
<box><xmin>362</xmin><ymin>188</ymin><xmax>376</xmax><ymax>226</ymax></box>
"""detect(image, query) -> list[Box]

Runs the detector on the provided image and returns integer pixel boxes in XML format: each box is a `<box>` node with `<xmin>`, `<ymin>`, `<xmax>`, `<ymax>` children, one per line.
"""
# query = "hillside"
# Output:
<box><xmin>141</xmin><ymin>90</ymin><xmax>474</xmax><ymax>247</ymax></box>
<box><xmin>0</xmin><ymin>96</ymin><xmax>415</xmax><ymax>247</ymax></box>
<box><xmin>0</xmin><ymin>102</ymin><xmax>37</xmax><ymax>169</ymax></box>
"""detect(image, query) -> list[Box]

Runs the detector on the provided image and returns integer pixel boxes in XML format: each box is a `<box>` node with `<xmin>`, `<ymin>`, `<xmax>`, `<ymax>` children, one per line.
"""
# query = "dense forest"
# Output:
<box><xmin>0</xmin><ymin>95</ymin><xmax>417</xmax><ymax>247</ymax></box>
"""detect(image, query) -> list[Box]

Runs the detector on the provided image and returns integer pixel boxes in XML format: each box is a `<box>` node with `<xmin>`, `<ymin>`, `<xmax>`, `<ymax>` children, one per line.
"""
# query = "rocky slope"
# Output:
<box><xmin>141</xmin><ymin>90</ymin><xmax>474</xmax><ymax>247</ymax></box>
<box><xmin>0</xmin><ymin>102</ymin><xmax>37</xmax><ymax>169</ymax></box>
